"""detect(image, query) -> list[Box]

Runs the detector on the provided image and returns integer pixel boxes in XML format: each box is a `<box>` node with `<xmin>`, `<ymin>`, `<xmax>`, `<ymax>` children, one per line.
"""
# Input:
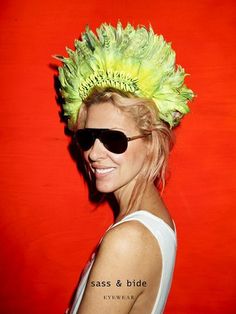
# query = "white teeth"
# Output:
<box><xmin>95</xmin><ymin>168</ymin><xmax>114</xmax><ymax>174</ymax></box>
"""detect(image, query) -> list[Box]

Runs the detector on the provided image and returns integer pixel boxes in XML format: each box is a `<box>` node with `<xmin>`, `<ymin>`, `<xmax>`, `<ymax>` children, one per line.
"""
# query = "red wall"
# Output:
<box><xmin>0</xmin><ymin>0</ymin><xmax>235</xmax><ymax>313</ymax></box>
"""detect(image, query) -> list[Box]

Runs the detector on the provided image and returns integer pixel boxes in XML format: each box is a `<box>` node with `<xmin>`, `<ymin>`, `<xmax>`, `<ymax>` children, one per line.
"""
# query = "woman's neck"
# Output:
<box><xmin>114</xmin><ymin>182</ymin><xmax>161</xmax><ymax>220</ymax></box>
<box><xmin>113</xmin><ymin>182</ymin><xmax>173</xmax><ymax>230</ymax></box>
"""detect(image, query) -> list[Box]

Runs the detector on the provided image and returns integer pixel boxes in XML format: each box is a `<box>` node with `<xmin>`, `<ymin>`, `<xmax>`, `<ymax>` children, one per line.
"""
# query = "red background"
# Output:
<box><xmin>0</xmin><ymin>0</ymin><xmax>236</xmax><ymax>313</ymax></box>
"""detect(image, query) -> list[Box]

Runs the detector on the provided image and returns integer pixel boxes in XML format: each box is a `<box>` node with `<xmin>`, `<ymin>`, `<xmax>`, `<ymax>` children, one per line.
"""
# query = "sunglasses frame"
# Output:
<box><xmin>74</xmin><ymin>128</ymin><xmax>151</xmax><ymax>154</ymax></box>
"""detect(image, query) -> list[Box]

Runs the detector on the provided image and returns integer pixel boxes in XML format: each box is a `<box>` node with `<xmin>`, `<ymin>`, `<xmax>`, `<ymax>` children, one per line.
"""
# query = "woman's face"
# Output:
<box><xmin>83</xmin><ymin>102</ymin><xmax>148</xmax><ymax>197</ymax></box>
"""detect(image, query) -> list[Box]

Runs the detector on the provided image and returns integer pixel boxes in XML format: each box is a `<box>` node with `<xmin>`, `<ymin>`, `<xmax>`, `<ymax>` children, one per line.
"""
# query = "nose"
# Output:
<box><xmin>88</xmin><ymin>138</ymin><xmax>107</xmax><ymax>161</ymax></box>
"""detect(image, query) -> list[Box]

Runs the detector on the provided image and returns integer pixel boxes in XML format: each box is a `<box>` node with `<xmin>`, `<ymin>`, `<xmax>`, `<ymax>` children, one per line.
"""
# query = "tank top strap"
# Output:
<box><xmin>108</xmin><ymin>210</ymin><xmax>176</xmax><ymax>235</ymax></box>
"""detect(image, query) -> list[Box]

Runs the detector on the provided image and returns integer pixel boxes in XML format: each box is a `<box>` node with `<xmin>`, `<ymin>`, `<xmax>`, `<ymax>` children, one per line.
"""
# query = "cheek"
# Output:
<box><xmin>122</xmin><ymin>142</ymin><xmax>147</xmax><ymax>168</ymax></box>
<box><xmin>82</xmin><ymin>151</ymin><xmax>93</xmax><ymax>172</ymax></box>
<box><xmin>83</xmin><ymin>151</ymin><xmax>89</xmax><ymax>163</ymax></box>
<box><xmin>82</xmin><ymin>152</ymin><xmax>90</xmax><ymax>173</ymax></box>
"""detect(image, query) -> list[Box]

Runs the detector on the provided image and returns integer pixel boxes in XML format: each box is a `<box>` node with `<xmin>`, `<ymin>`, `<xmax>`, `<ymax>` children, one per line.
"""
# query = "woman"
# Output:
<box><xmin>55</xmin><ymin>22</ymin><xmax>194</xmax><ymax>314</ymax></box>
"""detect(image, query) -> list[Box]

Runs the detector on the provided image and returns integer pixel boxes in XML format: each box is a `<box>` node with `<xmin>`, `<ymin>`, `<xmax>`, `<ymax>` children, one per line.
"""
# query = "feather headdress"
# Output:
<box><xmin>55</xmin><ymin>22</ymin><xmax>194</xmax><ymax>130</ymax></box>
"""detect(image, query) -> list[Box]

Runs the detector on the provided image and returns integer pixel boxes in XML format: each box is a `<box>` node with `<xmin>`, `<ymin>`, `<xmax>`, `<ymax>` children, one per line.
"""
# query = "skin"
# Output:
<box><xmin>77</xmin><ymin>101</ymin><xmax>174</xmax><ymax>314</ymax></box>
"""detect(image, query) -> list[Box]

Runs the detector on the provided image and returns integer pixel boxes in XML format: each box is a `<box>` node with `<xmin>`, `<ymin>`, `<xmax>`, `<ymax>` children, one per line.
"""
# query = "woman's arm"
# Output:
<box><xmin>77</xmin><ymin>220</ymin><xmax>162</xmax><ymax>314</ymax></box>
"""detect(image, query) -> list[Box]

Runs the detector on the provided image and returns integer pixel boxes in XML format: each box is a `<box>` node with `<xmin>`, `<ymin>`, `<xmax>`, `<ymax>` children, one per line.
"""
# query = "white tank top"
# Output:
<box><xmin>67</xmin><ymin>210</ymin><xmax>177</xmax><ymax>314</ymax></box>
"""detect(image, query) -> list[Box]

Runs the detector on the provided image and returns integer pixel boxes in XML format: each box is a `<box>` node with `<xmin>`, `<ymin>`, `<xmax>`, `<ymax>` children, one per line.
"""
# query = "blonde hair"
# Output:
<box><xmin>77</xmin><ymin>87</ymin><xmax>174</xmax><ymax>212</ymax></box>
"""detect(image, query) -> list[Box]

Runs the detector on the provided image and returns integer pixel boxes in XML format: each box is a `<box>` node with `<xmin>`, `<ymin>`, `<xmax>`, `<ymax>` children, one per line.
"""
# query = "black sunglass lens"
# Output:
<box><xmin>102</xmin><ymin>130</ymin><xmax>128</xmax><ymax>154</ymax></box>
<box><xmin>75</xmin><ymin>129</ymin><xmax>94</xmax><ymax>151</ymax></box>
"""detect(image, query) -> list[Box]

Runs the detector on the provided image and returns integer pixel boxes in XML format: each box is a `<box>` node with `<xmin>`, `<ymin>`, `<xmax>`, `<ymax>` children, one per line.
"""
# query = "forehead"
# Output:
<box><xmin>85</xmin><ymin>102</ymin><xmax>136</xmax><ymax>132</ymax></box>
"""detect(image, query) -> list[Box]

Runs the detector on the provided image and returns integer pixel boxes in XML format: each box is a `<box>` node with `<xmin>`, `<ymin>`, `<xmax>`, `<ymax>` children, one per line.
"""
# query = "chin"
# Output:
<box><xmin>95</xmin><ymin>183</ymin><xmax>115</xmax><ymax>193</ymax></box>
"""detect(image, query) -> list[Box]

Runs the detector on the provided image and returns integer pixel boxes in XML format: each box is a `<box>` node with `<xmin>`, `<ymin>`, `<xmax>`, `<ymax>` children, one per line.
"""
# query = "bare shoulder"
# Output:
<box><xmin>99</xmin><ymin>220</ymin><xmax>162</xmax><ymax>268</ymax></box>
<box><xmin>77</xmin><ymin>220</ymin><xmax>162</xmax><ymax>313</ymax></box>
<box><xmin>94</xmin><ymin>219</ymin><xmax>162</xmax><ymax>290</ymax></box>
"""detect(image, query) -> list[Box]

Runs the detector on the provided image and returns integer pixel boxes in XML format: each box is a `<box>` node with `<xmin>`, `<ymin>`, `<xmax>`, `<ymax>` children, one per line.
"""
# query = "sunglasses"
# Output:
<box><xmin>74</xmin><ymin>128</ymin><xmax>151</xmax><ymax>154</ymax></box>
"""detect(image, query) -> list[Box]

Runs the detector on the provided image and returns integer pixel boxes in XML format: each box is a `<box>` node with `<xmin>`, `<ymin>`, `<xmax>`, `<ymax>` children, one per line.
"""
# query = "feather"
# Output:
<box><xmin>54</xmin><ymin>22</ymin><xmax>194</xmax><ymax>129</ymax></box>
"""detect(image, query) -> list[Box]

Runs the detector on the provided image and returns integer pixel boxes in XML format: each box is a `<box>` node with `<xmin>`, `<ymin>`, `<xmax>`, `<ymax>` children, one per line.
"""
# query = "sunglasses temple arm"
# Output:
<box><xmin>127</xmin><ymin>133</ymin><xmax>151</xmax><ymax>142</ymax></box>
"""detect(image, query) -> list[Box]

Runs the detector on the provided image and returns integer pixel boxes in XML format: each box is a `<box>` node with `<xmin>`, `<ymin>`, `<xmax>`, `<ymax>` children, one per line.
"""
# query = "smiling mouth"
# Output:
<box><xmin>93</xmin><ymin>167</ymin><xmax>115</xmax><ymax>175</ymax></box>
